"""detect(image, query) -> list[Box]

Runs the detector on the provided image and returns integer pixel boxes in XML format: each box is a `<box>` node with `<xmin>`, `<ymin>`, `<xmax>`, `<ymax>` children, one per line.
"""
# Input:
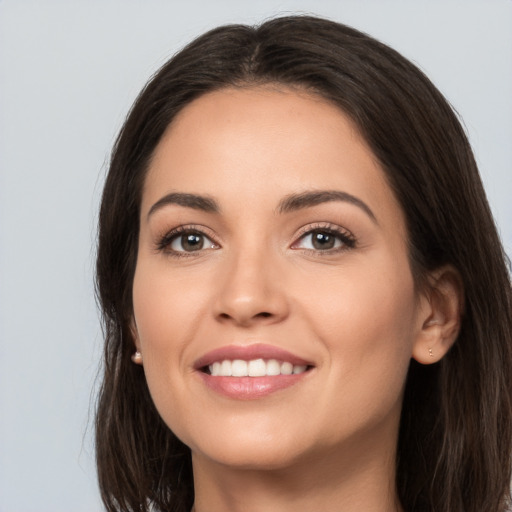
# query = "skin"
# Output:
<box><xmin>131</xmin><ymin>86</ymin><xmax>461</xmax><ymax>512</ymax></box>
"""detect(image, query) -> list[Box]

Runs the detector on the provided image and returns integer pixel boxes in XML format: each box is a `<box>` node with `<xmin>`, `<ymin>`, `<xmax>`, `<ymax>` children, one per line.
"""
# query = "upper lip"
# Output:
<box><xmin>193</xmin><ymin>343</ymin><xmax>313</xmax><ymax>370</ymax></box>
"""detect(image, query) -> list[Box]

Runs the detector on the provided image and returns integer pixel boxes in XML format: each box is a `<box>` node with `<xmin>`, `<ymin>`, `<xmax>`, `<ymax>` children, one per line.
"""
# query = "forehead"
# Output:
<box><xmin>142</xmin><ymin>86</ymin><xmax>404</xmax><ymax>232</ymax></box>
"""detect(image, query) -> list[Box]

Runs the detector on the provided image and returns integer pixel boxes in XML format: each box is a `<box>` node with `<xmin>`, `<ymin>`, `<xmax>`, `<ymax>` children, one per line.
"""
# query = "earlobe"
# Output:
<box><xmin>412</xmin><ymin>266</ymin><xmax>464</xmax><ymax>365</ymax></box>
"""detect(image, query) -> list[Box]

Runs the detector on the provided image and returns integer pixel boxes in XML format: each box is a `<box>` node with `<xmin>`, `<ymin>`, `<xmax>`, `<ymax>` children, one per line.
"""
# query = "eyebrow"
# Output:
<box><xmin>147</xmin><ymin>189</ymin><xmax>377</xmax><ymax>223</ymax></box>
<box><xmin>277</xmin><ymin>190</ymin><xmax>377</xmax><ymax>223</ymax></box>
<box><xmin>147</xmin><ymin>192</ymin><xmax>219</xmax><ymax>220</ymax></box>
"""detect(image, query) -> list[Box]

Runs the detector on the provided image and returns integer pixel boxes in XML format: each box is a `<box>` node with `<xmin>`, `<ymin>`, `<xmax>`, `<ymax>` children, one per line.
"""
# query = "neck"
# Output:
<box><xmin>191</xmin><ymin>432</ymin><xmax>403</xmax><ymax>512</ymax></box>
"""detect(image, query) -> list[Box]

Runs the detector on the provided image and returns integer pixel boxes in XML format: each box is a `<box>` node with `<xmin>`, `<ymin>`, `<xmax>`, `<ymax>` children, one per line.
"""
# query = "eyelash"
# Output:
<box><xmin>155</xmin><ymin>223</ymin><xmax>356</xmax><ymax>258</ymax></box>
<box><xmin>292</xmin><ymin>223</ymin><xmax>356</xmax><ymax>254</ymax></box>
<box><xmin>155</xmin><ymin>225</ymin><xmax>219</xmax><ymax>258</ymax></box>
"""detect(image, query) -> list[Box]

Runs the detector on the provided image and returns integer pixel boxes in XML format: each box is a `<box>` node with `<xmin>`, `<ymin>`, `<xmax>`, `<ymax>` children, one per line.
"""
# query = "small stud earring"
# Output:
<box><xmin>131</xmin><ymin>351</ymin><xmax>143</xmax><ymax>364</ymax></box>
<box><xmin>428</xmin><ymin>348</ymin><xmax>434</xmax><ymax>358</ymax></box>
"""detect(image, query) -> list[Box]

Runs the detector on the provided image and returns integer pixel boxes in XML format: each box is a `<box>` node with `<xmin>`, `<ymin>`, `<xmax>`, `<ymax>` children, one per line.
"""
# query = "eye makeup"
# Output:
<box><xmin>153</xmin><ymin>219</ymin><xmax>357</xmax><ymax>260</ymax></box>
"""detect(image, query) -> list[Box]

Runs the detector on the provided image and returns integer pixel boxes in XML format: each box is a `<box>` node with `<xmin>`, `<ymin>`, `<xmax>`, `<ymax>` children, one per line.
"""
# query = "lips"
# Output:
<box><xmin>194</xmin><ymin>343</ymin><xmax>314</xmax><ymax>399</ymax></box>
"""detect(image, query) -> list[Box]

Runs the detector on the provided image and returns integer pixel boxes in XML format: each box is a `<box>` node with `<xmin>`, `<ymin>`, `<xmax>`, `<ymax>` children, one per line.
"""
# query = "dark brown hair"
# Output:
<box><xmin>95</xmin><ymin>15</ymin><xmax>512</xmax><ymax>512</ymax></box>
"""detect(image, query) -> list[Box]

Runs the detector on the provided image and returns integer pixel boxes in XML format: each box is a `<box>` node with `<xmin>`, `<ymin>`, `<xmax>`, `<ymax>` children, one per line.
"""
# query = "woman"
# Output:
<box><xmin>95</xmin><ymin>15</ymin><xmax>512</xmax><ymax>512</ymax></box>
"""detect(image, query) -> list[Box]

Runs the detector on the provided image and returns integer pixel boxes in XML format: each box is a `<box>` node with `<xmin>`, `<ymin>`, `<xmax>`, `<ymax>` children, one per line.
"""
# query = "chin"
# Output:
<box><xmin>192</xmin><ymin>440</ymin><xmax>307</xmax><ymax>472</ymax></box>
<box><xmin>178</xmin><ymin>418</ymin><xmax>313</xmax><ymax>471</ymax></box>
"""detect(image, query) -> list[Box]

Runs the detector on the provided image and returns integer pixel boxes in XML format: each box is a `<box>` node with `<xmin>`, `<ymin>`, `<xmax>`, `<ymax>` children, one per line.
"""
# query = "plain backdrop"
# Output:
<box><xmin>0</xmin><ymin>1</ymin><xmax>511</xmax><ymax>511</ymax></box>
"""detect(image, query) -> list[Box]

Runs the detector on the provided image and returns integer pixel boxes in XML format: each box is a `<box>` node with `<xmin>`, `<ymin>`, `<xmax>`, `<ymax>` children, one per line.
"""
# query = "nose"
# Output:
<box><xmin>212</xmin><ymin>249</ymin><xmax>290</xmax><ymax>328</ymax></box>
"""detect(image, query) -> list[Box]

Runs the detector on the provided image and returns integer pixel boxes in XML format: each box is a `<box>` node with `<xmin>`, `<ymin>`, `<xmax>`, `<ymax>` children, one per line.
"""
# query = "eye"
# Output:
<box><xmin>171</xmin><ymin>232</ymin><xmax>216</xmax><ymax>252</ymax></box>
<box><xmin>157</xmin><ymin>227</ymin><xmax>218</xmax><ymax>255</ymax></box>
<box><xmin>293</xmin><ymin>226</ymin><xmax>356</xmax><ymax>252</ymax></box>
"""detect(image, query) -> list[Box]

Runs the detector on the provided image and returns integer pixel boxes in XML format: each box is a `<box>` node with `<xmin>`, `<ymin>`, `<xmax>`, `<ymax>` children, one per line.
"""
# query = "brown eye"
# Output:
<box><xmin>297</xmin><ymin>230</ymin><xmax>343</xmax><ymax>251</ymax></box>
<box><xmin>311</xmin><ymin>231</ymin><xmax>336</xmax><ymax>250</ymax></box>
<box><xmin>294</xmin><ymin>227</ymin><xmax>355</xmax><ymax>252</ymax></box>
<box><xmin>170</xmin><ymin>231</ymin><xmax>215</xmax><ymax>252</ymax></box>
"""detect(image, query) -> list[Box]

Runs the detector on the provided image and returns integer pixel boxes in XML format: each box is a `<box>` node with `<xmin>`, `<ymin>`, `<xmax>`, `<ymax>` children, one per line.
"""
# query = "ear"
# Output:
<box><xmin>412</xmin><ymin>265</ymin><xmax>464</xmax><ymax>364</ymax></box>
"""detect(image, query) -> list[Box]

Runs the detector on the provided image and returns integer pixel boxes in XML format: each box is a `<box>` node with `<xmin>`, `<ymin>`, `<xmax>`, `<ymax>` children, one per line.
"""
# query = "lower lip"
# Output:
<box><xmin>198</xmin><ymin>372</ymin><xmax>309</xmax><ymax>400</ymax></box>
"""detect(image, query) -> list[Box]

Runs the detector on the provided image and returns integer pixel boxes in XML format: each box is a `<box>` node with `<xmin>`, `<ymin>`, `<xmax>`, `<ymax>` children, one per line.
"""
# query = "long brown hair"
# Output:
<box><xmin>95</xmin><ymin>15</ymin><xmax>512</xmax><ymax>512</ymax></box>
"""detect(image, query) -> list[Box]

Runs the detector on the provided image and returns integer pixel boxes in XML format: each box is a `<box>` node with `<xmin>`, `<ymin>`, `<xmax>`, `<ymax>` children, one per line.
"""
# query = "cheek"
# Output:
<box><xmin>299</xmin><ymin>259</ymin><xmax>417</xmax><ymax>418</ymax></box>
<box><xmin>304</xmin><ymin>256</ymin><xmax>416</xmax><ymax>334</ymax></box>
<box><xmin>131</xmin><ymin>261</ymin><xmax>210</xmax><ymax>405</ymax></box>
<box><xmin>133</xmin><ymin>259</ymin><xmax>209</xmax><ymax>346</ymax></box>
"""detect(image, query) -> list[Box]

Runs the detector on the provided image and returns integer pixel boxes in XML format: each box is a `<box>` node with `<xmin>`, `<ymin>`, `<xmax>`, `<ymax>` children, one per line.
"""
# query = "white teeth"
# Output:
<box><xmin>208</xmin><ymin>358</ymin><xmax>309</xmax><ymax>377</ymax></box>
<box><xmin>248</xmin><ymin>359</ymin><xmax>266</xmax><ymax>377</ymax></box>
<box><xmin>231</xmin><ymin>359</ymin><xmax>248</xmax><ymax>377</ymax></box>
<box><xmin>267</xmin><ymin>359</ymin><xmax>281</xmax><ymax>376</ymax></box>
<box><xmin>211</xmin><ymin>362</ymin><xmax>221</xmax><ymax>376</ymax></box>
<box><xmin>281</xmin><ymin>361</ymin><xmax>293</xmax><ymax>375</ymax></box>
<box><xmin>220</xmin><ymin>360</ymin><xmax>232</xmax><ymax>376</ymax></box>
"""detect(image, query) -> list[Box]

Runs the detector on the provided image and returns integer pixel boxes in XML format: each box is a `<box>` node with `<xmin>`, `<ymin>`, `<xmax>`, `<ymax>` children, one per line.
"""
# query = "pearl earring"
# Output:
<box><xmin>428</xmin><ymin>348</ymin><xmax>434</xmax><ymax>358</ymax></box>
<box><xmin>131</xmin><ymin>351</ymin><xmax>143</xmax><ymax>364</ymax></box>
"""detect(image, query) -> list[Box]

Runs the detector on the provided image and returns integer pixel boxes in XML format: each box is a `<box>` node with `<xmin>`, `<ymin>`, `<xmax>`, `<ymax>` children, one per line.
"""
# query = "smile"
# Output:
<box><xmin>208</xmin><ymin>359</ymin><xmax>308</xmax><ymax>377</ymax></box>
<box><xmin>194</xmin><ymin>344</ymin><xmax>314</xmax><ymax>399</ymax></box>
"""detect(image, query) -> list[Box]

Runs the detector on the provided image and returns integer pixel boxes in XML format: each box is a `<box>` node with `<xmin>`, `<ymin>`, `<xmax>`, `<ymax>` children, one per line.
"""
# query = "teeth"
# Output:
<box><xmin>281</xmin><ymin>362</ymin><xmax>293</xmax><ymax>375</ymax></box>
<box><xmin>267</xmin><ymin>359</ymin><xmax>281</xmax><ymax>376</ymax></box>
<box><xmin>208</xmin><ymin>359</ymin><xmax>308</xmax><ymax>377</ymax></box>
<box><xmin>248</xmin><ymin>359</ymin><xmax>266</xmax><ymax>377</ymax></box>
<box><xmin>231</xmin><ymin>359</ymin><xmax>247</xmax><ymax>377</ymax></box>
<box><xmin>220</xmin><ymin>360</ymin><xmax>232</xmax><ymax>376</ymax></box>
<box><xmin>211</xmin><ymin>361</ymin><xmax>221</xmax><ymax>376</ymax></box>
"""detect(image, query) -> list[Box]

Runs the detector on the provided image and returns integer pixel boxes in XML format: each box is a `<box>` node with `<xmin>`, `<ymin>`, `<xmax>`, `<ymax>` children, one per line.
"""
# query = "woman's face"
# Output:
<box><xmin>132</xmin><ymin>86</ymin><xmax>428</xmax><ymax>471</ymax></box>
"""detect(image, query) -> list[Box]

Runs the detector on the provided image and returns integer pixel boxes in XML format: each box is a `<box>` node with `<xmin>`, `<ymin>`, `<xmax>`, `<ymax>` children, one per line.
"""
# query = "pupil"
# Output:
<box><xmin>182</xmin><ymin>233</ymin><xmax>203</xmax><ymax>251</ymax></box>
<box><xmin>312</xmin><ymin>231</ymin><xmax>335</xmax><ymax>250</ymax></box>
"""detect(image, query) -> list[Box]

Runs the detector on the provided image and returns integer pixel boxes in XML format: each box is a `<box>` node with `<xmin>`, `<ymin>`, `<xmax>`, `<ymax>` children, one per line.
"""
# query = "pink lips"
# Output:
<box><xmin>194</xmin><ymin>343</ymin><xmax>313</xmax><ymax>400</ymax></box>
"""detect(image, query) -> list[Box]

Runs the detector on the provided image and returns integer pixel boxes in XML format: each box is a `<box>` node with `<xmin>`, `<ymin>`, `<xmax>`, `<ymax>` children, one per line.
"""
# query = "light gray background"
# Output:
<box><xmin>0</xmin><ymin>1</ymin><xmax>511</xmax><ymax>511</ymax></box>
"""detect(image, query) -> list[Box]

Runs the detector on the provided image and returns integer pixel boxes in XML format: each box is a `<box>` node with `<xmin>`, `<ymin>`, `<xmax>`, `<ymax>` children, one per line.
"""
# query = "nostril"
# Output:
<box><xmin>257</xmin><ymin>312</ymin><xmax>272</xmax><ymax>318</ymax></box>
